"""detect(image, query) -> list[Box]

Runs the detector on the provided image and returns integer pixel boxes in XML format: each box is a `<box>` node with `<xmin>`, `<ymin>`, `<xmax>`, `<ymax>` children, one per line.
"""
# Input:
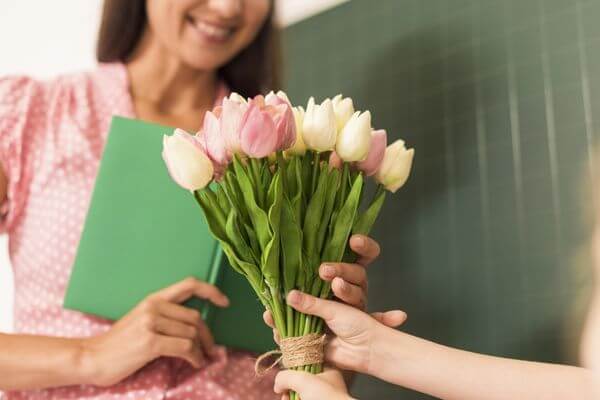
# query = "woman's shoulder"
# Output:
<box><xmin>0</xmin><ymin>63</ymin><xmax>129</xmax><ymax>113</ymax></box>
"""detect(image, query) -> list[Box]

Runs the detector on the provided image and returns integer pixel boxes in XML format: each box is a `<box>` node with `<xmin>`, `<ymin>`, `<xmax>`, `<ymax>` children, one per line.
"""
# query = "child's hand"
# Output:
<box><xmin>274</xmin><ymin>369</ymin><xmax>353</xmax><ymax>400</ymax></box>
<box><xmin>273</xmin><ymin>291</ymin><xmax>406</xmax><ymax>374</ymax></box>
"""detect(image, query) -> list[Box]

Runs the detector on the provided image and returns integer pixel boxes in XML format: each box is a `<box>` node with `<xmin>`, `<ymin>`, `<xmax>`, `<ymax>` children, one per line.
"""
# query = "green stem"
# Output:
<box><xmin>311</xmin><ymin>151</ymin><xmax>320</xmax><ymax>194</ymax></box>
<box><xmin>269</xmin><ymin>285</ymin><xmax>287</xmax><ymax>338</ymax></box>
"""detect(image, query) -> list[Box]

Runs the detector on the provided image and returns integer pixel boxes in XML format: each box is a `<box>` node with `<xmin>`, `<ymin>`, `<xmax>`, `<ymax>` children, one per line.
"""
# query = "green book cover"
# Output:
<box><xmin>64</xmin><ymin>116</ymin><xmax>273</xmax><ymax>354</ymax></box>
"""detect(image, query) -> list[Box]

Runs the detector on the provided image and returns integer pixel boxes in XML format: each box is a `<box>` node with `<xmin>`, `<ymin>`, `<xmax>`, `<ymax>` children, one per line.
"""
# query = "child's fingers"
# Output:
<box><xmin>286</xmin><ymin>291</ymin><xmax>343</xmax><ymax>322</ymax></box>
<box><xmin>371</xmin><ymin>310</ymin><xmax>408</xmax><ymax>327</ymax></box>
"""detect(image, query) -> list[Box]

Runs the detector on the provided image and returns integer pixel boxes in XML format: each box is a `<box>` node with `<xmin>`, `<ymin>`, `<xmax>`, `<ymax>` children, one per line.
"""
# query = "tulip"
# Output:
<box><xmin>226</xmin><ymin>92</ymin><xmax>247</xmax><ymax>104</ymax></box>
<box><xmin>239</xmin><ymin>102</ymin><xmax>279</xmax><ymax>158</ymax></box>
<box><xmin>265</xmin><ymin>92</ymin><xmax>296</xmax><ymax>151</ymax></box>
<box><xmin>162</xmin><ymin>129</ymin><xmax>214</xmax><ymax>191</ymax></box>
<box><xmin>335</xmin><ymin>111</ymin><xmax>372</xmax><ymax>162</ymax></box>
<box><xmin>375</xmin><ymin>140</ymin><xmax>415</xmax><ymax>193</ymax></box>
<box><xmin>331</xmin><ymin>94</ymin><xmax>355</xmax><ymax>132</ymax></box>
<box><xmin>302</xmin><ymin>97</ymin><xmax>337</xmax><ymax>152</ymax></box>
<box><xmin>285</xmin><ymin>106</ymin><xmax>307</xmax><ymax>156</ymax></box>
<box><xmin>357</xmin><ymin>129</ymin><xmax>387</xmax><ymax>176</ymax></box>
<box><xmin>265</xmin><ymin>90</ymin><xmax>291</xmax><ymax>106</ymax></box>
<box><xmin>220</xmin><ymin>97</ymin><xmax>248</xmax><ymax>155</ymax></box>
<box><xmin>201</xmin><ymin>111</ymin><xmax>231</xmax><ymax>166</ymax></box>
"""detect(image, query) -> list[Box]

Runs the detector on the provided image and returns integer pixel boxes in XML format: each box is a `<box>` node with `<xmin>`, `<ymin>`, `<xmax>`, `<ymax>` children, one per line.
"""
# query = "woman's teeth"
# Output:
<box><xmin>192</xmin><ymin>19</ymin><xmax>232</xmax><ymax>41</ymax></box>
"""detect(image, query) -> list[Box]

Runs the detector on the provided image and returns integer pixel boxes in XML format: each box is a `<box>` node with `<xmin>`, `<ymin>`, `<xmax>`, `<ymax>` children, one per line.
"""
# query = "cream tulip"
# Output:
<box><xmin>285</xmin><ymin>106</ymin><xmax>307</xmax><ymax>156</ymax></box>
<box><xmin>335</xmin><ymin>111</ymin><xmax>372</xmax><ymax>162</ymax></box>
<box><xmin>375</xmin><ymin>140</ymin><xmax>415</xmax><ymax>193</ymax></box>
<box><xmin>162</xmin><ymin>129</ymin><xmax>214</xmax><ymax>191</ymax></box>
<box><xmin>331</xmin><ymin>94</ymin><xmax>355</xmax><ymax>132</ymax></box>
<box><xmin>302</xmin><ymin>97</ymin><xmax>337</xmax><ymax>152</ymax></box>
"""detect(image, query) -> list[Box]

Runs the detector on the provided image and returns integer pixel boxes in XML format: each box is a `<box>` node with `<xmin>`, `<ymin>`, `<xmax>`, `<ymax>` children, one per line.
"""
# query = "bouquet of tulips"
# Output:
<box><xmin>162</xmin><ymin>91</ymin><xmax>413</xmax><ymax>398</ymax></box>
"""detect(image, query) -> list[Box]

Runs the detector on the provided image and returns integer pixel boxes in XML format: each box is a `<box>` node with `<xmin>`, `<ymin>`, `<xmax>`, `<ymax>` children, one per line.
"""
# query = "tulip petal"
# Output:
<box><xmin>357</xmin><ymin>129</ymin><xmax>387</xmax><ymax>176</ymax></box>
<box><xmin>240</xmin><ymin>104</ymin><xmax>278</xmax><ymax>158</ymax></box>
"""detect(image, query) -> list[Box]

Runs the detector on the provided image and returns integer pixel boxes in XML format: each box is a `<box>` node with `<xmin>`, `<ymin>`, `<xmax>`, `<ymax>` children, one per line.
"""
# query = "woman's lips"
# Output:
<box><xmin>187</xmin><ymin>16</ymin><xmax>234</xmax><ymax>44</ymax></box>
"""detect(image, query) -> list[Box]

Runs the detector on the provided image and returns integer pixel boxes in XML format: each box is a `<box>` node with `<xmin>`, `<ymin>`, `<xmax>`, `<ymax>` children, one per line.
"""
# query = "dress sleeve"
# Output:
<box><xmin>0</xmin><ymin>76</ymin><xmax>42</xmax><ymax>234</ymax></box>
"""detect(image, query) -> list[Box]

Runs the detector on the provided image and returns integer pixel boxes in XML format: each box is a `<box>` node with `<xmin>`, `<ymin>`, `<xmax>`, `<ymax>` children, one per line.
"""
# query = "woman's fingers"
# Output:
<box><xmin>153</xmin><ymin>277</ymin><xmax>230</xmax><ymax>307</ymax></box>
<box><xmin>156</xmin><ymin>300</ymin><xmax>203</xmax><ymax>326</ymax></box>
<box><xmin>349</xmin><ymin>234</ymin><xmax>380</xmax><ymax>266</ymax></box>
<box><xmin>371</xmin><ymin>310</ymin><xmax>407</xmax><ymax>327</ymax></box>
<box><xmin>331</xmin><ymin>277</ymin><xmax>366</xmax><ymax>310</ymax></box>
<box><xmin>152</xmin><ymin>316</ymin><xmax>198</xmax><ymax>340</ymax></box>
<box><xmin>153</xmin><ymin>335</ymin><xmax>204</xmax><ymax>368</ymax></box>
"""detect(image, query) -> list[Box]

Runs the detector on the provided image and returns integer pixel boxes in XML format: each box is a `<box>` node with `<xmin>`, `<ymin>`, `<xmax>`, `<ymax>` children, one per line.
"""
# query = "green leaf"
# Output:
<box><xmin>280</xmin><ymin>195</ymin><xmax>302</xmax><ymax>292</ymax></box>
<box><xmin>302</xmin><ymin>166</ymin><xmax>329</xmax><ymax>264</ymax></box>
<box><xmin>353</xmin><ymin>186</ymin><xmax>386</xmax><ymax>236</ymax></box>
<box><xmin>315</xmin><ymin>168</ymin><xmax>341</xmax><ymax>255</ymax></box>
<box><xmin>225</xmin><ymin>210</ymin><xmax>258</xmax><ymax>265</ymax></box>
<box><xmin>214</xmin><ymin>184</ymin><xmax>231</xmax><ymax>215</ymax></box>
<box><xmin>194</xmin><ymin>190</ymin><xmax>227</xmax><ymax>243</ymax></box>
<box><xmin>262</xmin><ymin>172</ymin><xmax>283</xmax><ymax>286</ymax></box>
<box><xmin>322</xmin><ymin>174</ymin><xmax>364</xmax><ymax>263</ymax></box>
<box><xmin>232</xmin><ymin>156</ymin><xmax>271</xmax><ymax>251</ymax></box>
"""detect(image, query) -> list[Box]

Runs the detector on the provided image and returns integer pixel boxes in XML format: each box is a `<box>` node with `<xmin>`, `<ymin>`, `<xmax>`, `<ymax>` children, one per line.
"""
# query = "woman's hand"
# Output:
<box><xmin>284</xmin><ymin>291</ymin><xmax>406</xmax><ymax>374</ymax></box>
<box><xmin>274</xmin><ymin>369</ymin><xmax>354</xmax><ymax>400</ymax></box>
<box><xmin>80</xmin><ymin>277</ymin><xmax>229</xmax><ymax>387</ymax></box>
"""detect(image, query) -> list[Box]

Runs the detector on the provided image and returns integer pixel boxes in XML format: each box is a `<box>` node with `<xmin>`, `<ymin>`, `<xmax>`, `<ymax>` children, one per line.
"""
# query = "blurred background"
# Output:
<box><xmin>2</xmin><ymin>0</ymin><xmax>600</xmax><ymax>398</ymax></box>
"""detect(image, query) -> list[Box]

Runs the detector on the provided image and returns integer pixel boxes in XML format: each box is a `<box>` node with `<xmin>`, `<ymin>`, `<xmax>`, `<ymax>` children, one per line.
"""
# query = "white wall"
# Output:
<box><xmin>0</xmin><ymin>0</ymin><xmax>350</xmax><ymax>333</ymax></box>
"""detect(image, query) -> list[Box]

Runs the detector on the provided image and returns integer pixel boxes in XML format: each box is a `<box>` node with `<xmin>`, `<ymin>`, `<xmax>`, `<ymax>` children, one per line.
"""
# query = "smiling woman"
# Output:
<box><xmin>0</xmin><ymin>1</ymin><xmax>379</xmax><ymax>399</ymax></box>
<box><xmin>0</xmin><ymin>0</ymin><xmax>282</xmax><ymax>399</ymax></box>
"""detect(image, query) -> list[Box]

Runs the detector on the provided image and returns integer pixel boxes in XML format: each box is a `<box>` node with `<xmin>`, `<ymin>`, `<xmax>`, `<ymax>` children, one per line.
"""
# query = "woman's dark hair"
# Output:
<box><xmin>96</xmin><ymin>0</ymin><xmax>281</xmax><ymax>97</ymax></box>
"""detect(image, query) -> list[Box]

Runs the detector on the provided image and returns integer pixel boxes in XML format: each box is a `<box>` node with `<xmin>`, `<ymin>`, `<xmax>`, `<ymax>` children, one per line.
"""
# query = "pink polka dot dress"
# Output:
<box><xmin>0</xmin><ymin>63</ymin><xmax>277</xmax><ymax>400</ymax></box>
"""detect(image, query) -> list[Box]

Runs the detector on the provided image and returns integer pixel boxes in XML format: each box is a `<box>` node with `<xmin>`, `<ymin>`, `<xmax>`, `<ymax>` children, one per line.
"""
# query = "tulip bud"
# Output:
<box><xmin>375</xmin><ymin>140</ymin><xmax>415</xmax><ymax>193</ymax></box>
<box><xmin>357</xmin><ymin>129</ymin><xmax>387</xmax><ymax>176</ymax></box>
<box><xmin>239</xmin><ymin>103</ymin><xmax>279</xmax><ymax>158</ymax></box>
<box><xmin>201</xmin><ymin>111</ymin><xmax>231</xmax><ymax>167</ymax></box>
<box><xmin>285</xmin><ymin>106</ymin><xmax>306</xmax><ymax>156</ymax></box>
<box><xmin>227</xmin><ymin>92</ymin><xmax>247</xmax><ymax>104</ymax></box>
<box><xmin>302</xmin><ymin>97</ymin><xmax>337</xmax><ymax>152</ymax></box>
<box><xmin>331</xmin><ymin>94</ymin><xmax>355</xmax><ymax>132</ymax></box>
<box><xmin>335</xmin><ymin>111</ymin><xmax>372</xmax><ymax>162</ymax></box>
<box><xmin>265</xmin><ymin>90</ymin><xmax>292</xmax><ymax>106</ymax></box>
<box><xmin>220</xmin><ymin>97</ymin><xmax>248</xmax><ymax>154</ymax></box>
<box><xmin>162</xmin><ymin>129</ymin><xmax>214</xmax><ymax>191</ymax></box>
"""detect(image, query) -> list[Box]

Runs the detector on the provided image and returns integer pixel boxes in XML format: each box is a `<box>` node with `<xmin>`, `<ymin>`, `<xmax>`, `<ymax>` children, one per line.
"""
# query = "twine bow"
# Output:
<box><xmin>254</xmin><ymin>333</ymin><xmax>326</xmax><ymax>375</ymax></box>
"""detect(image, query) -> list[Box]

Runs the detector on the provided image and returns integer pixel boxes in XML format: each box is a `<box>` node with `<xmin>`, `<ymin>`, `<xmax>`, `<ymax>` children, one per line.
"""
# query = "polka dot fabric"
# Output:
<box><xmin>0</xmin><ymin>63</ymin><xmax>277</xmax><ymax>400</ymax></box>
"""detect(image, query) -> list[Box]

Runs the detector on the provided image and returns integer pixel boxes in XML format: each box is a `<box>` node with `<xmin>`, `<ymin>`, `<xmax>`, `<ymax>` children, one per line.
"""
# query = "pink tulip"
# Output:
<box><xmin>357</xmin><ymin>129</ymin><xmax>387</xmax><ymax>176</ymax></box>
<box><xmin>239</xmin><ymin>102</ymin><xmax>279</xmax><ymax>158</ymax></box>
<box><xmin>265</xmin><ymin>92</ymin><xmax>297</xmax><ymax>151</ymax></box>
<box><xmin>198</xmin><ymin>111</ymin><xmax>231</xmax><ymax>179</ymax></box>
<box><xmin>220</xmin><ymin>97</ymin><xmax>248</xmax><ymax>154</ymax></box>
<box><xmin>328</xmin><ymin>151</ymin><xmax>343</xmax><ymax>170</ymax></box>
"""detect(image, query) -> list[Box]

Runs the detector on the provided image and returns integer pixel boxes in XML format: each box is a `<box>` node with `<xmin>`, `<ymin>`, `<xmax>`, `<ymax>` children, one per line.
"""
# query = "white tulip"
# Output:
<box><xmin>162</xmin><ymin>129</ymin><xmax>214</xmax><ymax>191</ymax></box>
<box><xmin>331</xmin><ymin>94</ymin><xmax>355</xmax><ymax>132</ymax></box>
<box><xmin>285</xmin><ymin>106</ymin><xmax>307</xmax><ymax>156</ymax></box>
<box><xmin>375</xmin><ymin>140</ymin><xmax>415</xmax><ymax>193</ymax></box>
<box><xmin>336</xmin><ymin>111</ymin><xmax>372</xmax><ymax>162</ymax></box>
<box><xmin>302</xmin><ymin>97</ymin><xmax>337</xmax><ymax>152</ymax></box>
<box><xmin>227</xmin><ymin>92</ymin><xmax>247</xmax><ymax>104</ymax></box>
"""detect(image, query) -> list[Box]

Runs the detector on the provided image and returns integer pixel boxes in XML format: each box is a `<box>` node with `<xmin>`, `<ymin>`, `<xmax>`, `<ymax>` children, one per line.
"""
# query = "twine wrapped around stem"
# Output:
<box><xmin>254</xmin><ymin>333</ymin><xmax>326</xmax><ymax>375</ymax></box>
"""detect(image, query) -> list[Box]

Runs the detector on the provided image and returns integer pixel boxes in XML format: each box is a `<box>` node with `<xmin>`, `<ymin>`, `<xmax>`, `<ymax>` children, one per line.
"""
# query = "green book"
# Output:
<box><xmin>64</xmin><ymin>116</ymin><xmax>273</xmax><ymax>354</ymax></box>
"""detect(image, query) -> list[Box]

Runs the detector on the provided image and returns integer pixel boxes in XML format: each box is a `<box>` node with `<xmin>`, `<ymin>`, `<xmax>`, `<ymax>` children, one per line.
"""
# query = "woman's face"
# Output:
<box><xmin>145</xmin><ymin>0</ymin><xmax>270</xmax><ymax>70</ymax></box>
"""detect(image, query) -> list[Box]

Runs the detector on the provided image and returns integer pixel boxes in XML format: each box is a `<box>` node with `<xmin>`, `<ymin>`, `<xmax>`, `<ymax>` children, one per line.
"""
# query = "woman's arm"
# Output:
<box><xmin>0</xmin><ymin>334</ymin><xmax>91</xmax><ymax>390</ymax></box>
<box><xmin>0</xmin><ymin>277</ymin><xmax>228</xmax><ymax>390</ymax></box>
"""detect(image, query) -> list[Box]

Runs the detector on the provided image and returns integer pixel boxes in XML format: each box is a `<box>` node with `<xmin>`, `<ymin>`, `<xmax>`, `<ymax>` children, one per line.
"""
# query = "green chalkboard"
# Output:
<box><xmin>283</xmin><ymin>0</ymin><xmax>600</xmax><ymax>398</ymax></box>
